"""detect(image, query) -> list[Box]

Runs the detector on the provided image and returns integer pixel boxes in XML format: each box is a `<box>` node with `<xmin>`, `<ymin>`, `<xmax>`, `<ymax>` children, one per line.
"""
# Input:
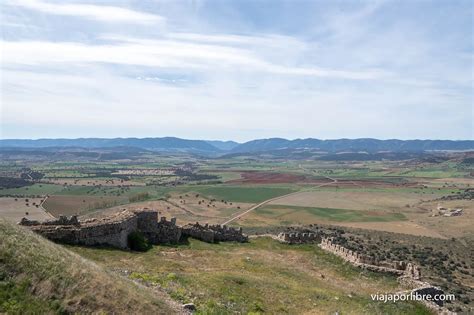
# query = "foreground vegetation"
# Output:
<box><xmin>71</xmin><ymin>237</ymin><xmax>430</xmax><ymax>315</ymax></box>
<box><xmin>0</xmin><ymin>218</ymin><xmax>176</xmax><ymax>314</ymax></box>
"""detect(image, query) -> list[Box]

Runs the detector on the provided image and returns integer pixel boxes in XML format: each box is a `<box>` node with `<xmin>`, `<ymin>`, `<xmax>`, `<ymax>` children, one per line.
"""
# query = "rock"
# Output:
<box><xmin>183</xmin><ymin>303</ymin><xmax>196</xmax><ymax>311</ymax></box>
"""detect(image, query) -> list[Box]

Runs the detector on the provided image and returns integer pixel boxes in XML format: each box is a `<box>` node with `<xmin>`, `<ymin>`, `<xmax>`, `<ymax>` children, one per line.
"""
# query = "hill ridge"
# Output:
<box><xmin>1</xmin><ymin>137</ymin><xmax>473</xmax><ymax>154</ymax></box>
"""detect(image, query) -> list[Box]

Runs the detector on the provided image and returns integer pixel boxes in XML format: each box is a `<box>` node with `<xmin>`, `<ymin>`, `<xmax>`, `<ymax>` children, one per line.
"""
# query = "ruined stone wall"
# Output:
<box><xmin>28</xmin><ymin>213</ymin><xmax>137</xmax><ymax>249</ymax></box>
<box><xmin>318</xmin><ymin>238</ymin><xmax>415</xmax><ymax>276</ymax></box>
<box><xmin>20</xmin><ymin>209</ymin><xmax>181</xmax><ymax>249</ymax></box>
<box><xmin>182</xmin><ymin>222</ymin><xmax>248</xmax><ymax>243</ymax></box>
<box><xmin>149</xmin><ymin>216</ymin><xmax>181</xmax><ymax>244</ymax></box>
<box><xmin>19</xmin><ymin>215</ymin><xmax>79</xmax><ymax>226</ymax></box>
<box><xmin>319</xmin><ymin>238</ymin><xmax>455</xmax><ymax>315</ymax></box>
<box><xmin>276</xmin><ymin>232</ymin><xmax>320</xmax><ymax>244</ymax></box>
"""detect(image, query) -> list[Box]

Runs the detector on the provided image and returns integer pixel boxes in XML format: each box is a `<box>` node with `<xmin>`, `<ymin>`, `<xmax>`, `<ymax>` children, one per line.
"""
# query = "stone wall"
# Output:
<box><xmin>276</xmin><ymin>232</ymin><xmax>320</xmax><ymax>244</ymax></box>
<box><xmin>319</xmin><ymin>238</ymin><xmax>418</xmax><ymax>276</ymax></box>
<box><xmin>319</xmin><ymin>238</ymin><xmax>455</xmax><ymax>314</ymax></box>
<box><xmin>19</xmin><ymin>215</ymin><xmax>79</xmax><ymax>226</ymax></box>
<box><xmin>181</xmin><ymin>222</ymin><xmax>248</xmax><ymax>243</ymax></box>
<box><xmin>20</xmin><ymin>209</ymin><xmax>181</xmax><ymax>249</ymax></box>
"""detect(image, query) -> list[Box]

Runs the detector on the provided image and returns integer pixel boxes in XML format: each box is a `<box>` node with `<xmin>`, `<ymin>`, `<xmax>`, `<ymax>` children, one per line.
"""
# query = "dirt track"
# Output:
<box><xmin>221</xmin><ymin>179</ymin><xmax>337</xmax><ymax>225</ymax></box>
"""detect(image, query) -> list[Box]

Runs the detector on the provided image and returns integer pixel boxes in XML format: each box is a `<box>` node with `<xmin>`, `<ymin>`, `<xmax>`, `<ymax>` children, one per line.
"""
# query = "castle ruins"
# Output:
<box><xmin>182</xmin><ymin>222</ymin><xmax>248</xmax><ymax>243</ymax></box>
<box><xmin>276</xmin><ymin>232</ymin><xmax>320</xmax><ymax>244</ymax></box>
<box><xmin>19</xmin><ymin>209</ymin><xmax>247</xmax><ymax>249</ymax></box>
<box><xmin>318</xmin><ymin>238</ymin><xmax>454</xmax><ymax>314</ymax></box>
<box><xmin>319</xmin><ymin>237</ymin><xmax>420</xmax><ymax>276</ymax></box>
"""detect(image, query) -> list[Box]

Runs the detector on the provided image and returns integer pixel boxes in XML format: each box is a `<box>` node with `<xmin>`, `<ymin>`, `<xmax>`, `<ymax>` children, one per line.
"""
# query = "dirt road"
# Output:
<box><xmin>221</xmin><ymin>179</ymin><xmax>336</xmax><ymax>225</ymax></box>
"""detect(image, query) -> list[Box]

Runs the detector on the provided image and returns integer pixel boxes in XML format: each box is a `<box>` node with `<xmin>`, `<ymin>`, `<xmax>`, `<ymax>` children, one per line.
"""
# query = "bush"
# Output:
<box><xmin>127</xmin><ymin>231</ymin><xmax>151</xmax><ymax>251</ymax></box>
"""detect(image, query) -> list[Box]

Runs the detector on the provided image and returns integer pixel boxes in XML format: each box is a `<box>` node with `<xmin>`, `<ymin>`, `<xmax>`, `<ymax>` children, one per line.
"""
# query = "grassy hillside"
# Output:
<box><xmin>0</xmin><ymin>218</ymin><xmax>178</xmax><ymax>314</ymax></box>
<box><xmin>71</xmin><ymin>237</ymin><xmax>431</xmax><ymax>315</ymax></box>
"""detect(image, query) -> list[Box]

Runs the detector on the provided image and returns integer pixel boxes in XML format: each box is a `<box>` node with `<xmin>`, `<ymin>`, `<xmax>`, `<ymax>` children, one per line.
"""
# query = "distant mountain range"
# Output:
<box><xmin>229</xmin><ymin>138</ymin><xmax>474</xmax><ymax>153</ymax></box>
<box><xmin>1</xmin><ymin>137</ymin><xmax>473</xmax><ymax>155</ymax></box>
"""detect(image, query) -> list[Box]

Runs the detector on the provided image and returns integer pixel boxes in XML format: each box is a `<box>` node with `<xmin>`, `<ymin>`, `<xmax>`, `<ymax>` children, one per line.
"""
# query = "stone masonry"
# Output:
<box><xmin>19</xmin><ymin>209</ymin><xmax>181</xmax><ymax>249</ymax></box>
<box><xmin>319</xmin><ymin>237</ymin><xmax>414</xmax><ymax>275</ymax></box>
<box><xmin>181</xmin><ymin>222</ymin><xmax>248</xmax><ymax>243</ymax></box>
<box><xmin>276</xmin><ymin>232</ymin><xmax>320</xmax><ymax>244</ymax></box>
<box><xmin>319</xmin><ymin>238</ymin><xmax>455</xmax><ymax>315</ymax></box>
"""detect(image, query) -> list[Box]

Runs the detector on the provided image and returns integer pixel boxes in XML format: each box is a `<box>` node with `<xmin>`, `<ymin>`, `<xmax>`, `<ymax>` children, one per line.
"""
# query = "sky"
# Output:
<box><xmin>1</xmin><ymin>0</ymin><xmax>473</xmax><ymax>142</ymax></box>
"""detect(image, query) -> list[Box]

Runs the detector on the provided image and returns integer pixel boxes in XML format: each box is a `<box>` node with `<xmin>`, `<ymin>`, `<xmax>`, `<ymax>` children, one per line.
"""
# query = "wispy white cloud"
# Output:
<box><xmin>4</xmin><ymin>0</ymin><xmax>164</xmax><ymax>24</ymax></box>
<box><xmin>1</xmin><ymin>36</ymin><xmax>384</xmax><ymax>80</ymax></box>
<box><xmin>0</xmin><ymin>0</ymin><xmax>472</xmax><ymax>140</ymax></box>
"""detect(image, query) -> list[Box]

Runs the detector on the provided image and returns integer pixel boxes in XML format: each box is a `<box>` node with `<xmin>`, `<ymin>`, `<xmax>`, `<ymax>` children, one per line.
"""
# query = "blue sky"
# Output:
<box><xmin>1</xmin><ymin>0</ymin><xmax>472</xmax><ymax>141</ymax></box>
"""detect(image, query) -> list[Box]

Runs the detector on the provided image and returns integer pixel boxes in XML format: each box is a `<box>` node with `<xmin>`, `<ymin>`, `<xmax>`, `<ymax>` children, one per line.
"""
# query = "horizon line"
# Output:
<box><xmin>1</xmin><ymin>136</ymin><xmax>473</xmax><ymax>142</ymax></box>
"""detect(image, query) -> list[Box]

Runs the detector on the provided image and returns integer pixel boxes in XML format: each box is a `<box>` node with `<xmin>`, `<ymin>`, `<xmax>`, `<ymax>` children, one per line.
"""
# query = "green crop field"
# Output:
<box><xmin>0</xmin><ymin>184</ymin><xmax>64</xmax><ymax>196</ymax></box>
<box><xmin>194</xmin><ymin>186</ymin><xmax>296</xmax><ymax>203</ymax></box>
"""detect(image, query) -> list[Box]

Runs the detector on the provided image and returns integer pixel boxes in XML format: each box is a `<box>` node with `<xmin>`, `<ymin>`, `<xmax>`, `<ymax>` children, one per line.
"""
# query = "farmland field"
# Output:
<box><xmin>256</xmin><ymin>205</ymin><xmax>407</xmax><ymax>222</ymax></box>
<box><xmin>269</xmin><ymin>189</ymin><xmax>442</xmax><ymax>212</ymax></box>
<box><xmin>43</xmin><ymin>195</ymin><xmax>127</xmax><ymax>217</ymax></box>
<box><xmin>193</xmin><ymin>186</ymin><xmax>297</xmax><ymax>203</ymax></box>
<box><xmin>1</xmin><ymin>150</ymin><xmax>471</xmax><ymax>239</ymax></box>
<box><xmin>0</xmin><ymin>197</ymin><xmax>53</xmax><ymax>222</ymax></box>
<box><xmin>0</xmin><ymin>183</ymin><xmax>64</xmax><ymax>196</ymax></box>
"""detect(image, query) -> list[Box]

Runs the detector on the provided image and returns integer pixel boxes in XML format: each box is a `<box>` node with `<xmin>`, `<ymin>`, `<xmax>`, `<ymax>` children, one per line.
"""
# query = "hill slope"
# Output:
<box><xmin>0</xmin><ymin>218</ymin><xmax>179</xmax><ymax>314</ymax></box>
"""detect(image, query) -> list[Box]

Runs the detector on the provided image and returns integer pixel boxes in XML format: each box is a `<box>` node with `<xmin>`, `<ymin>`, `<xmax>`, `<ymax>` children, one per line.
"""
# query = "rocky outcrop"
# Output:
<box><xmin>19</xmin><ymin>209</ymin><xmax>181</xmax><ymax>249</ymax></box>
<box><xmin>181</xmin><ymin>222</ymin><xmax>248</xmax><ymax>243</ymax></box>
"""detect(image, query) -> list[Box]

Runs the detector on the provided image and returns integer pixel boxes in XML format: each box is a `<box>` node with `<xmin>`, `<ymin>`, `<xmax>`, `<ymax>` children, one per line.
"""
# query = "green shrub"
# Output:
<box><xmin>127</xmin><ymin>231</ymin><xmax>151</xmax><ymax>252</ymax></box>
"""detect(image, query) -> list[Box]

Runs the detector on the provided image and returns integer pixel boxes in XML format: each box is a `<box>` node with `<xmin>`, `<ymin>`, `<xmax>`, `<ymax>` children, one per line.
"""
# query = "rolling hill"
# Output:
<box><xmin>0</xmin><ymin>218</ymin><xmax>180</xmax><ymax>314</ymax></box>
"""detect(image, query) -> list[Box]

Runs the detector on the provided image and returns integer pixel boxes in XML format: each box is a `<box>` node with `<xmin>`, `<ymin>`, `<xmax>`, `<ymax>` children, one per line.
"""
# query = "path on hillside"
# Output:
<box><xmin>221</xmin><ymin>178</ymin><xmax>337</xmax><ymax>225</ymax></box>
<box><xmin>39</xmin><ymin>196</ymin><xmax>55</xmax><ymax>219</ymax></box>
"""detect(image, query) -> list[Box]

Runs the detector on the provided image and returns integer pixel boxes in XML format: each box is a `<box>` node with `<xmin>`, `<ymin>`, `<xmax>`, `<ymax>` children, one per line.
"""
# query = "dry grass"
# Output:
<box><xmin>0</xmin><ymin>197</ymin><xmax>53</xmax><ymax>223</ymax></box>
<box><xmin>270</xmin><ymin>190</ymin><xmax>440</xmax><ymax>212</ymax></box>
<box><xmin>408</xmin><ymin>199</ymin><xmax>474</xmax><ymax>238</ymax></box>
<box><xmin>43</xmin><ymin>195</ymin><xmax>126</xmax><ymax>217</ymax></box>
<box><xmin>0</xmin><ymin>218</ymin><xmax>179</xmax><ymax>314</ymax></box>
<box><xmin>81</xmin><ymin>193</ymin><xmax>253</xmax><ymax>225</ymax></box>
<box><xmin>71</xmin><ymin>237</ymin><xmax>431</xmax><ymax>315</ymax></box>
<box><xmin>330</xmin><ymin>221</ymin><xmax>447</xmax><ymax>238</ymax></box>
